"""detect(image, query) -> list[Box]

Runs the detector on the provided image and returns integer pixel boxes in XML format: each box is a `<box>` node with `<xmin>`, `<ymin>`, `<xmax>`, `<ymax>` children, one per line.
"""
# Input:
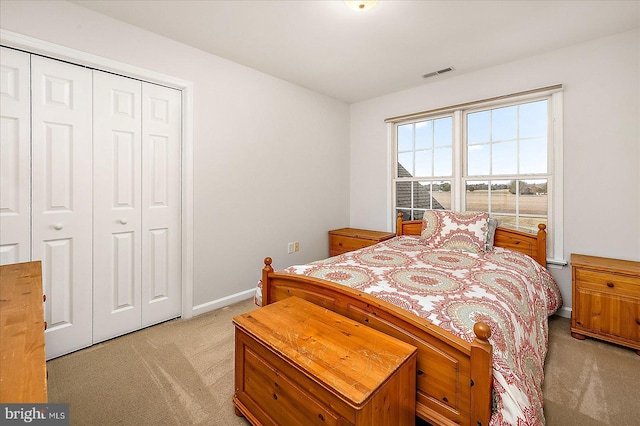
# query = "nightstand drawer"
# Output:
<box><xmin>328</xmin><ymin>228</ymin><xmax>395</xmax><ymax>257</ymax></box>
<box><xmin>575</xmin><ymin>269</ymin><xmax>640</xmax><ymax>298</ymax></box>
<box><xmin>330</xmin><ymin>235</ymin><xmax>374</xmax><ymax>254</ymax></box>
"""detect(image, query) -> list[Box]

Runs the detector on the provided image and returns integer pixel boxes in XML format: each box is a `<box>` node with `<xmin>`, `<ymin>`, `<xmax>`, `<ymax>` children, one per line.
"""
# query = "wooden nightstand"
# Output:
<box><xmin>570</xmin><ymin>254</ymin><xmax>640</xmax><ymax>355</ymax></box>
<box><xmin>233</xmin><ymin>297</ymin><xmax>417</xmax><ymax>425</ymax></box>
<box><xmin>328</xmin><ymin>228</ymin><xmax>395</xmax><ymax>257</ymax></box>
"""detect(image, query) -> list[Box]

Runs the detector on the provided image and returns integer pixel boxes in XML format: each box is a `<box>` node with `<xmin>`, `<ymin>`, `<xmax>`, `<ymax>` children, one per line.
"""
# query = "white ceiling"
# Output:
<box><xmin>71</xmin><ymin>0</ymin><xmax>639</xmax><ymax>103</ymax></box>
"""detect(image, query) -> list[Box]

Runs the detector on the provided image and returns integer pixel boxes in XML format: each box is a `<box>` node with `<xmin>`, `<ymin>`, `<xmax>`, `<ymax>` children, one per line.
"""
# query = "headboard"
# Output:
<box><xmin>396</xmin><ymin>212</ymin><xmax>547</xmax><ymax>267</ymax></box>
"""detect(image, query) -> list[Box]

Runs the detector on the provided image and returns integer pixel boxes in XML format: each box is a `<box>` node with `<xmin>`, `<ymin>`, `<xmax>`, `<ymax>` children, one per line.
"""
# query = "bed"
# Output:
<box><xmin>258</xmin><ymin>212</ymin><xmax>561</xmax><ymax>426</ymax></box>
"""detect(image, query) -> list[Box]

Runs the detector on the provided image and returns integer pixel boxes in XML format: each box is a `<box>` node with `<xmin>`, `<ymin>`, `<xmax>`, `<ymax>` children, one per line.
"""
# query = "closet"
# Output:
<box><xmin>0</xmin><ymin>47</ymin><xmax>182</xmax><ymax>359</ymax></box>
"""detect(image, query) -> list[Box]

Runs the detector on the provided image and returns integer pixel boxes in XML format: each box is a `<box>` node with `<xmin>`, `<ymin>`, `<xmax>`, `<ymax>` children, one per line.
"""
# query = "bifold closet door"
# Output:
<box><xmin>92</xmin><ymin>73</ymin><xmax>182</xmax><ymax>342</ymax></box>
<box><xmin>0</xmin><ymin>47</ymin><xmax>31</xmax><ymax>265</ymax></box>
<box><xmin>31</xmin><ymin>55</ymin><xmax>93</xmax><ymax>359</ymax></box>
<box><xmin>141</xmin><ymin>82</ymin><xmax>182</xmax><ymax>327</ymax></box>
<box><xmin>92</xmin><ymin>71</ymin><xmax>143</xmax><ymax>343</ymax></box>
<box><xmin>1</xmin><ymin>51</ymin><xmax>182</xmax><ymax>354</ymax></box>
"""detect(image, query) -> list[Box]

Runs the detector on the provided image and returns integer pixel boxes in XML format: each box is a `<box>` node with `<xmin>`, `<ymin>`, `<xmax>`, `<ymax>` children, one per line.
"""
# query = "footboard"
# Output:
<box><xmin>261</xmin><ymin>258</ymin><xmax>493</xmax><ymax>426</ymax></box>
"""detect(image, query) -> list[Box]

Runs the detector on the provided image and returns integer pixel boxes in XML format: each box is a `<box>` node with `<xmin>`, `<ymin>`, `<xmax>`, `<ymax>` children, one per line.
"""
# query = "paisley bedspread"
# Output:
<box><xmin>262</xmin><ymin>235</ymin><xmax>562</xmax><ymax>426</ymax></box>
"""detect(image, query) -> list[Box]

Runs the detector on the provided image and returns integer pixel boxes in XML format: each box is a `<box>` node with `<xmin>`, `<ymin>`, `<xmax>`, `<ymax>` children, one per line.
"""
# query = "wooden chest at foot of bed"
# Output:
<box><xmin>233</xmin><ymin>296</ymin><xmax>417</xmax><ymax>426</ymax></box>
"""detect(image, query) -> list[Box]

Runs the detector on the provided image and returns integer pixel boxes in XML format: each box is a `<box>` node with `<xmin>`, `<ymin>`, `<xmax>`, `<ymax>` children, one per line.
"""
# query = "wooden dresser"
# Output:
<box><xmin>233</xmin><ymin>296</ymin><xmax>417</xmax><ymax>426</ymax></box>
<box><xmin>0</xmin><ymin>261</ymin><xmax>48</xmax><ymax>402</ymax></box>
<box><xmin>328</xmin><ymin>228</ymin><xmax>395</xmax><ymax>257</ymax></box>
<box><xmin>570</xmin><ymin>254</ymin><xmax>640</xmax><ymax>355</ymax></box>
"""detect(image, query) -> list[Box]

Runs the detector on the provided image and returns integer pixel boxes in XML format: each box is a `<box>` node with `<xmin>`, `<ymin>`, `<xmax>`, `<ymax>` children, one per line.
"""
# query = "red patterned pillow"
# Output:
<box><xmin>420</xmin><ymin>210</ymin><xmax>489</xmax><ymax>253</ymax></box>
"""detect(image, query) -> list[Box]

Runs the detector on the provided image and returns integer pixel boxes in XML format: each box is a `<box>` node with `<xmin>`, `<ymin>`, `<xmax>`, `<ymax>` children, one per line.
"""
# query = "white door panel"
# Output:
<box><xmin>92</xmin><ymin>70</ymin><xmax>142</xmax><ymax>343</ymax></box>
<box><xmin>44</xmin><ymin>238</ymin><xmax>73</xmax><ymax>326</ymax></box>
<box><xmin>0</xmin><ymin>48</ymin><xmax>31</xmax><ymax>265</ymax></box>
<box><xmin>31</xmin><ymin>55</ymin><xmax>93</xmax><ymax>359</ymax></box>
<box><xmin>141</xmin><ymin>83</ymin><xmax>181</xmax><ymax>326</ymax></box>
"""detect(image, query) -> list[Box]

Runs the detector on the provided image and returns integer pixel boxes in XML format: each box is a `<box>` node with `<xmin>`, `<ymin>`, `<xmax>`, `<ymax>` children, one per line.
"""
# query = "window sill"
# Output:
<box><xmin>546</xmin><ymin>258</ymin><xmax>568</xmax><ymax>269</ymax></box>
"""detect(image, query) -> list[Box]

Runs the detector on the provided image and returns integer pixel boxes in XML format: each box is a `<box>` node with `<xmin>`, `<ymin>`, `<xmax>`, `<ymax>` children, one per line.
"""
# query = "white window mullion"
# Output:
<box><xmin>412</xmin><ymin>123</ymin><xmax>417</xmax><ymax>177</ymax></box>
<box><xmin>516</xmin><ymin>106</ymin><xmax>521</xmax><ymax>174</ymax></box>
<box><xmin>453</xmin><ymin>110</ymin><xmax>463</xmax><ymax>211</ymax></box>
<box><xmin>433</xmin><ymin>122</ymin><xmax>439</xmax><ymax>180</ymax></box>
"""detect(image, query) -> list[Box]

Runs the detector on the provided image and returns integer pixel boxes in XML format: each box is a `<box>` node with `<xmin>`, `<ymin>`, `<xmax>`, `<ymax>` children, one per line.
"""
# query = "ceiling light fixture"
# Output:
<box><xmin>345</xmin><ymin>1</ymin><xmax>378</xmax><ymax>12</ymax></box>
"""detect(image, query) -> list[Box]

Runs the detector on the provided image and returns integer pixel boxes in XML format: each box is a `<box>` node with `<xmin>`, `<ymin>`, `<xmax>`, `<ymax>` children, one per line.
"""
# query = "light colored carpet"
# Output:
<box><xmin>543</xmin><ymin>315</ymin><xmax>640</xmax><ymax>425</ymax></box>
<box><xmin>46</xmin><ymin>299</ymin><xmax>640</xmax><ymax>425</ymax></box>
<box><xmin>47</xmin><ymin>299</ymin><xmax>256</xmax><ymax>426</ymax></box>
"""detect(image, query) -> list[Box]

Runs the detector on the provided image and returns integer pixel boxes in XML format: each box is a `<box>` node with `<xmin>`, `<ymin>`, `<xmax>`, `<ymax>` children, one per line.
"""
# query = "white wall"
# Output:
<box><xmin>0</xmin><ymin>1</ymin><xmax>351</xmax><ymax>312</ymax></box>
<box><xmin>349</xmin><ymin>29</ymin><xmax>640</xmax><ymax>311</ymax></box>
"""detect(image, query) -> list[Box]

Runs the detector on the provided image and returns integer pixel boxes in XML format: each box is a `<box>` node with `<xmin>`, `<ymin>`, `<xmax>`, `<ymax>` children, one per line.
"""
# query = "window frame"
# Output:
<box><xmin>389</xmin><ymin>87</ymin><xmax>565</xmax><ymax>265</ymax></box>
<box><xmin>393</xmin><ymin>112</ymin><xmax>456</xmax><ymax>220</ymax></box>
<box><xmin>461</xmin><ymin>97</ymin><xmax>551</xmax><ymax>231</ymax></box>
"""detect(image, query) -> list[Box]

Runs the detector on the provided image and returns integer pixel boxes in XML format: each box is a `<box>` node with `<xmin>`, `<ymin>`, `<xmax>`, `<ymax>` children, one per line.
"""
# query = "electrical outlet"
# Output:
<box><xmin>294</xmin><ymin>241</ymin><xmax>299</xmax><ymax>252</ymax></box>
<box><xmin>287</xmin><ymin>242</ymin><xmax>294</xmax><ymax>254</ymax></box>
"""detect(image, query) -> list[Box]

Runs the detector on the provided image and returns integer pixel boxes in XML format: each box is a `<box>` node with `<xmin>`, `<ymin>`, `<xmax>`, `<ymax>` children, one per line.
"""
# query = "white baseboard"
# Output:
<box><xmin>555</xmin><ymin>306</ymin><xmax>572</xmax><ymax>319</ymax></box>
<box><xmin>191</xmin><ymin>288</ymin><xmax>256</xmax><ymax>316</ymax></box>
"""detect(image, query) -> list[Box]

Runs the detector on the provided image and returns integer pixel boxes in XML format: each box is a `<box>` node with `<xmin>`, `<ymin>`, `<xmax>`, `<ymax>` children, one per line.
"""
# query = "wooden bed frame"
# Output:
<box><xmin>261</xmin><ymin>214</ymin><xmax>547</xmax><ymax>426</ymax></box>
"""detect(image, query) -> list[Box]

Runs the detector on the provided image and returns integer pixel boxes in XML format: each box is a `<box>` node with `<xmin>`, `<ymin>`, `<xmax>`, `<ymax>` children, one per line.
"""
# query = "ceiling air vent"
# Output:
<box><xmin>422</xmin><ymin>67</ymin><xmax>455</xmax><ymax>79</ymax></box>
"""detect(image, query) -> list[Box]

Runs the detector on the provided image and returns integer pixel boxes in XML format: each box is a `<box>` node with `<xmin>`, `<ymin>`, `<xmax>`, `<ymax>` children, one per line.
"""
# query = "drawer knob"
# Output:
<box><xmin>273</xmin><ymin>393</ymin><xmax>277</xmax><ymax>400</ymax></box>
<box><xmin>338</xmin><ymin>242</ymin><xmax>342</xmax><ymax>246</ymax></box>
<box><xmin>607</xmin><ymin>282</ymin><xmax>614</xmax><ymax>288</ymax></box>
<box><xmin>417</xmin><ymin>370</ymin><xmax>424</xmax><ymax>376</ymax></box>
<box><xmin>318</xmin><ymin>413</ymin><xmax>325</xmax><ymax>422</ymax></box>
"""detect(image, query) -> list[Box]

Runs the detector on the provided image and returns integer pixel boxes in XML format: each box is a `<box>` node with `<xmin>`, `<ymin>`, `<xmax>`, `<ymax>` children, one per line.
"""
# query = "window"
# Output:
<box><xmin>464</xmin><ymin>99</ymin><xmax>549</xmax><ymax>231</ymax></box>
<box><xmin>390</xmin><ymin>86</ymin><xmax>564</xmax><ymax>262</ymax></box>
<box><xmin>396</xmin><ymin>116</ymin><xmax>453</xmax><ymax>220</ymax></box>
